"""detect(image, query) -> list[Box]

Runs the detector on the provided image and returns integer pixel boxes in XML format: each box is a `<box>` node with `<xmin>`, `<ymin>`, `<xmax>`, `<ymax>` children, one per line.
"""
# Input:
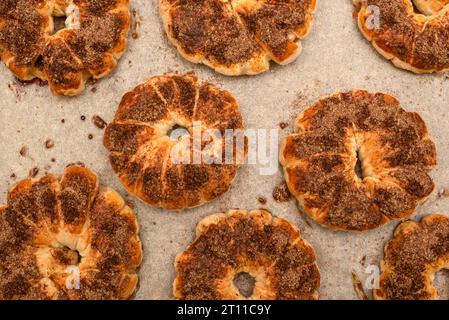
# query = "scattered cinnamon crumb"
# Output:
<box><xmin>51</xmin><ymin>158</ymin><xmax>56</xmax><ymax>162</ymax></box>
<box><xmin>29</xmin><ymin>167</ymin><xmax>39</xmax><ymax>178</ymax></box>
<box><xmin>61</xmin><ymin>119</ymin><xmax>65</xmax><ymax>124</ymax></box>
<box><xmin>92</xmin><ymin>115</ymin><xmax>107</xmax><ymax>129</ymax></box>
<box><xmin>88</xmin><ymin>134</ymin><xmax>94</xmax><ymax>140</ymax></box>
<box><xmin>273</xmin><ymin>182</ymin><xmax>292</xmax><ymax>202</ymax></box>
<box><xmin>351</xmin><ymin>271</ymin><xmax>369</xmax><ymax>300</ymax></box>
<box><xmin>80</xmin><ymin>115</ymin><xmax>86</xmax><ymax>121</ymax></box>
<box><xmin>438</xmin><ymin>189</ymin><xmax>449</xmax><ymax>198</ymax></box>
<box><xmin>279</xmin><ymin>122</ymin><xmax>289</xmax><ymax>130</ymax></box>
<box><xmin>19</xmin><ymin>146</ymin><xmax>28</xmax><ymax>157</ymax></box>
<box><xmin>10</xmin><ymin>173</ymin><xmax>16</xmax><ymax>179</ymax></box>
<box><xmin>91</xmin><ymin>87</ymin><xmax>97</xmax><ymax>93</ymax></box>
<box><xmin>291</xmin><ymin>93</ymin><xmax>306</xmax><ymax>110</ymax></box>
<box><xmin>45</xmin><ymin>139</ymin><xmax>55</xmax><ymax>149</ymax></box>
<box><xmin>258</xmin><ymin>196</ymin><xmax>267</xmax><ymax>205</ymax></box>
<box><xmin>126</xmin><ymin>199</ymin><xmax>135</xmax><ymax>209</ymax></box>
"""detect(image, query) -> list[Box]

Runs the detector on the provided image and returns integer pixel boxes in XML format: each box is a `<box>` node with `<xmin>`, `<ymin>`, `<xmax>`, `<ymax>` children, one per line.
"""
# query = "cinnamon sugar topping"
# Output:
<box><xmin>281</xmin><ymin>91</ymin><xmax>436</xmax><ymax>231</ymax></box>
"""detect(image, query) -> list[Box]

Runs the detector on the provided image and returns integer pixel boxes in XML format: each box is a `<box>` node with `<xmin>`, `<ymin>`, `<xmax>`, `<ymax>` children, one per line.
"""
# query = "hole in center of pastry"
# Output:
<box><xmin>434</xmin><ymin>269</ymin><xmax>449</xmax><ymax>299</ymax></box>
<box><xmin>61</xmin><ymin>246</ymin><xmax>82</xmax><ymax>265</ymax></box>
<box><xmin>168</xmin><ymin>124</ymin><xmax>190</xmax><ymax>141</ymax></box>
<box><xmin>354</xmin><ymin>150</ymin><xmax>365</xmax><ymax>180</ymax></box>
<box><xmin>233</xmin><ymin>272</ymin><xmax>256</xmax><ymax>298</ymax></box>
<box><xmin>52</xmin><ymin>16</ymin><xmax>68</xmax><ymax>34</ymax></box>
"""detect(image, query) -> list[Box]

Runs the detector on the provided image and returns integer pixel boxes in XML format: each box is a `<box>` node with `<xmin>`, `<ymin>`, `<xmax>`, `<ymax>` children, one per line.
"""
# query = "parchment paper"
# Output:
<box><xmin>0</xmin><ymin>0</ymin><xmax>448</xmax><ymax>299</ymax></box>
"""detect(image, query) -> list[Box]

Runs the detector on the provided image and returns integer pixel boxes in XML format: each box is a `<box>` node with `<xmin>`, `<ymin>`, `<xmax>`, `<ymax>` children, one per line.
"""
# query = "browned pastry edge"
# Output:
<box><xmin>280</xmin><ymin>90</ymin><xmax>436</xmax><ymax>231</ymax></box>
<box><xmin>0</xmin><ymin>0</ymin><xmax>131</xmax><ymax>96</ymax></box>
<box><xmin>375</xmin><ymin>214</ymin><xmax>449</xmax><ymax>300</ymax></box>
<box><xmin>173</xmin><ymin>209</ymin><xmax>320</xmax><ymax>300</ymax></box>
<box><xmin>0</xmin><ymin>165</ymin><xmax>142</xmax><ymax>300</ymax></box>
<box><xmin>414</xmin><ymin>0</ymin><xmax>449</xmax><ymax>15</ymax></box>
<box><xmin>103</xmin><ymin>73</ymin><xmax>246</xmax><ymax>211</ymax></box>
<box><xmin>159</xmin><ymin>0</ymin><xmax>318</xmax><ymax>76</ymax></box>
<box><xmin>354</xmin><ymin>0</ymin><xmax>449</xmax><ymax>73</ymax></box>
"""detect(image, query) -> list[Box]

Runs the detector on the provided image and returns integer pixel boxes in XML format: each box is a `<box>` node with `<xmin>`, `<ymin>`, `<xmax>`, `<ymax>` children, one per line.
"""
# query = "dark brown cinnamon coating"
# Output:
<box><xmin>375</xmin><ymin>214</ymin><xmax>449</xmax><ymax>300</ymax></box>
<box><xmin>281</xmin><ymin>91</ymin><xmax>436</xmax><ymax>231</ymax></box>
<box><xmin>174</xmin><ymin>210</ymin><xmax>320</xmax><ymax>300</ymax></box>
<box><xmin>0</xmin><ymin>166</ymin><xmax>142</xmax><ymax>300</ymax></box>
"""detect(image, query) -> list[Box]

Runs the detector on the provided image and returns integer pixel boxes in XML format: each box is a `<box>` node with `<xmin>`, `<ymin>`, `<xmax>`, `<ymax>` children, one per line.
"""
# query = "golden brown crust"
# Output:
<box><xmin>160</xmin><ymin>0</ymin><xmax>317</xmax><ymax>76</ymax></box>
<box><xmin>0</xmin><ymin>0</ymin><xmax>130</xmax><ymax>96</ymax></box>
<box><xmin>0</xmin><ymin>165</ymin><xmax>142</xmax><ymax>300</ymax></box>
<box><xmin>280</xmin><ymin>90</ymin><xmax>436</xmax><ymax>231</ymax></box>
<box><xmin>375</xmin><ymin>214</ymin><xmax>449</xmax><ymax>300</ymax></box>
<box><xmin>354</xmin><ymin>0</ymin><xmax>449</xmax><ymax>73</ymax></box>
<box><xmin>103</xmin><ymin>74</ymin><xmax>245</xmax><ymax>211</ymax></box>
<box><xmin>173</xmin><ymin>209</ymin><xmax>320</xmax><ymax>300</ymax></box>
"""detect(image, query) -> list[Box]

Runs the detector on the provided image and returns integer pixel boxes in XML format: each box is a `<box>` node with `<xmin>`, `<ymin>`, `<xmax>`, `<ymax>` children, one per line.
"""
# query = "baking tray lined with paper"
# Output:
<box><xmin>0</xmin><ymin>0</ymin><xmax>448</xmax><ymax>299</ymax></box>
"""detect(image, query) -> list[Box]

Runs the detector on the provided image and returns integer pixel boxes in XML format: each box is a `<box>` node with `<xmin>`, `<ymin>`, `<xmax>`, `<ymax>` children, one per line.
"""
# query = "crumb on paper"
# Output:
<box><xmin>29</xmin><ymin>167</ymin><xmax>39</xmax><ymax>178</ymax></box>
<box><xmin>45</xmin><ymin>139</ymin><xmax>55</xmax><ymax>149</ymax></box>
<box><xmin>438</xmin><ymin>188</ymin><xmax>449</xmax><ymax>198</ymax></box>
<box><xmin>92</xmin><ymin>115</ymin><xmax>107</xmax><ymax>129</ymax></box>
<box><xmin>19</xmin><ymin>146</ymin><xmax>28</xmax><ymax>157</ymax></box>
<box><xmin>273</xmin><ymin>182</ymin><xmax>291</xmax><ymax>202</ymax></box>
<box><xmin>291</xmin><ymin>92</ymin><xmax>306</xmax><ymax>110</ymax></box>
